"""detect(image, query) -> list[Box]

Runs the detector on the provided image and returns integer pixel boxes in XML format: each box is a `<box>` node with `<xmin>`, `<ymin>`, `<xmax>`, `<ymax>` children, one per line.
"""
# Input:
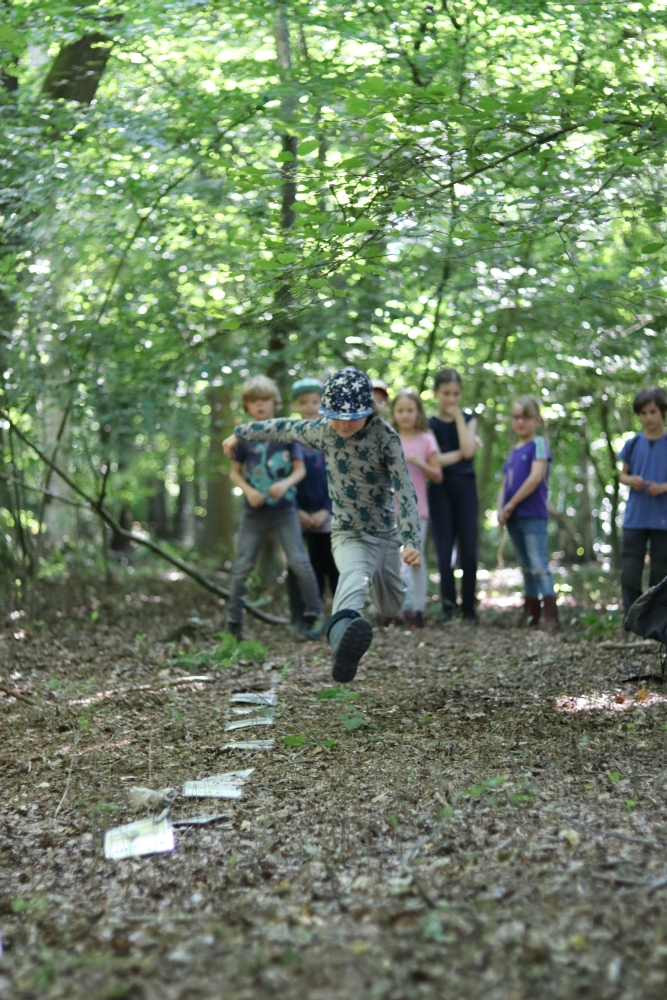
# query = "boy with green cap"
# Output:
<box><xmin>224</xmin><ymin>367</ymin><xmax>421</xmax><ymax>683</ymax></box>
<box><xmin>290</xmin><ymin>378</ymin><xmax>339</xmax><ymax>612</ymax></box>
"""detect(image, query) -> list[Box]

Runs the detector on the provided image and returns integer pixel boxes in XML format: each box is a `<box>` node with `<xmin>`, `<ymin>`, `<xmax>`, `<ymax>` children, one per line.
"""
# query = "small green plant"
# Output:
<box><xmin>283</xmin><ymin>731</ymin><xmax>336</xmax><ymax>749</ymax></box>
<box><xmin>625</xmin><ymin>798</ymin><xmax>636</xmax><ymax>812</ymax></box>
<box><xmin>10</xmin><ymin>897</ymin><xmax>27</xmax><ymax>913</ymax></box>
<box><xmin>284</xmin><ymin>733</ymin><xmax>306</xmax><ymax>747</ymax></box>
<box><xmin>316</xmin><ymin>686</ymin><xmax>357</xmax><ymax>702</ymax></box>
<box><xmin>337</xmin><ymin>708</ymin><xmax>377</xmax><ymax>731</ymax></box>
<box><xmin>237</xmin><ymin>638</ymin><xmax>267</xmax><ymax>662</ymax></box>
<box><xmin>608</xmin><ymin>771</ymin><xmax>621</xmax><ymax>786</ymax></box>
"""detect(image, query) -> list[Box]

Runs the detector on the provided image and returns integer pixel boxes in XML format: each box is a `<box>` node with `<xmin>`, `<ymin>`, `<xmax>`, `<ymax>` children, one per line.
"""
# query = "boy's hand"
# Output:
<box><xmin>297</xmin><ymin>509</ymin><xmax>314</xmax><ymax>530</ymax></box>
<box><xmin>646</xmin><ymin>481</ymin><xmax>667</xmax><ymax>496</ymax></box>
<box><xmin>402</xmin><ymin>546</ymin><xmax>421</xmax><ymax>568</ymax></box>
<box><xmin>628</xmin><ymin>475</ymin><xmax>646</xmax><ymax>491</ymax></box>
<box><xmin>246</xmin><ymin>487</ymin><xmax>265</xmax><ymax>508</ymax></box>
<box><xmin>268</xmin><ymin>480</ymin><xmax>289</xmax><ymax>500</ymax></box>
<box><xmin>310</xmin><ymin>509</ymin><xmax>330</xmax><ymax>529</ymax></box>
<box><xmin>474</xmin><ymin>435</ymin><xmax>483</xmax><ymax>452</ymax></box>
<box><xmin>498</xmin><ymin>502</ymin><xmax>514</xmax><ymax>527</ymax></box>
<box><xmin>223</xmin><ymin>434</ymin><xmax>238</xmax><ymax>458</ymax></box>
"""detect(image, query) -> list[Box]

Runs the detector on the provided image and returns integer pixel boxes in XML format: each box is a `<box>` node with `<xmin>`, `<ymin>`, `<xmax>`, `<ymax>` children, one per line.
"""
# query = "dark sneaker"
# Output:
<box><xmin>411</xmin><ymin>611</ymin><xmax>425</xmax><ymax>630</ymax></box>
<box><xmin>295</xmin><ymin>615</ymin><xmax>324</xmax><ymax>641</ymax></box>
<box><xmin>332</xmin><ymin>617</ymin><xmax>373</xmax><ymax>684</ymax></box>
<box><xmin>227</xmin><ymin>620</ymin><xmax>243</xmax><ymax>642</ymax></box>
<box><xmin>376</xmin><ymin>613</ymin><xmax>396</xmax><ymax>627</ymax></box>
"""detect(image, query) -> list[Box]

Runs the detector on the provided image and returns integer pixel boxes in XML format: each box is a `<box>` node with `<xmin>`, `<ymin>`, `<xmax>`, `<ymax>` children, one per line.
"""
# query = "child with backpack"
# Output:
<box><xmin>226</xmin><ymin>375</ymin><xmax>321</xmax><ymax>640</ymax></box>
<box><xmin>427</xmin><ymin>369</ymin><xmax>480</xmax><ymax>621</ymax></box>
<box><xmin>619</xmin><ymin>386</ymin><xmax>667</xmax><ymax>613</ymax></box>
<box><xmin>497</xmin><ymin>395</ymin><xmax>557</xmax><ymax>630</ymax></box>
<box><xmin>224</xmin><ymin>368</ymin><xmax>421</xmax><ymax>683</ymax></box>
<box><xmin>391</xmin><ymin>389</ymin><xmax>442</xmax><ymax>628</ymax></box>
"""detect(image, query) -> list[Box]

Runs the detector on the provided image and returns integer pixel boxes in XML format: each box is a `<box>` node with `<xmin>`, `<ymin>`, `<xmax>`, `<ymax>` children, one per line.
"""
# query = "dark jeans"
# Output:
<box><xmin>507</xmin><ymin>516</ymin><xmax>554</xmax><ymax>599</ymax></box>
<box><xmin>428</xmin><ymin>474</ymin><xmax>478</xmax><ymax>617</ymax></box>
<box><xmin>288</xmin><ymin>531</ymin><xmax>339</xmax><ymax>623</ymax></box>
<box><xmin>621</xmin><ymin>527</ymin><xmax>667</xmax><ymax>613</ymax></box>
<box><xmin>228</xmin><ymin>507</ymin><xmax>321</xmax><ymax>622</ymax></box>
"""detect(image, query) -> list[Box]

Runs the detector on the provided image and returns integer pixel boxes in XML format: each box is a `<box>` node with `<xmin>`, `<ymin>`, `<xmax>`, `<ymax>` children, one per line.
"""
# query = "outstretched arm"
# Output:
<box><xmin>384</xmin><ymin>431</ymin><xmax>422</xmax><ymax>558</ymax></box>
<box><xmin>223</xmin><ymin>417</ymin><xmax>325</xmax><ymax>457</ymax></box>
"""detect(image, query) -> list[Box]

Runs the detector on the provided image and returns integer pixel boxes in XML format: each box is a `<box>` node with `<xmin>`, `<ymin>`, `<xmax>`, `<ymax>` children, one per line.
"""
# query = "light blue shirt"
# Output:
<box><xmin>620</xmin><ymin>432</ymin><xmax>667</xmax><ymax>530</ymax></box>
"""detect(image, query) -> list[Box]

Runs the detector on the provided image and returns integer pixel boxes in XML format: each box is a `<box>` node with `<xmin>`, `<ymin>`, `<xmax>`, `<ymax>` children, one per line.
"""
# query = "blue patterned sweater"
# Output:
<box><xmin>234</xmin><ymin>416</ymin><xmax>421</xmax><ymax>549</ymax></box>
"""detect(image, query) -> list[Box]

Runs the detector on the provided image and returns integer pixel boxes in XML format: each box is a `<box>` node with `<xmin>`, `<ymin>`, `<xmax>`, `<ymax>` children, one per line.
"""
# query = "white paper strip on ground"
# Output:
<box><xmin>104</xmin><ymin>817</ymin><xmax>175</xmax><ymax>860</ymax></box>
<box><xmin>221</xmin><ymin>740</ymin><xmax>275</xmax><ymax>750</ymax></box>
<box><xmin>230</xmin><ymin>691</ymin><xmax>277</xmax><ymax>707</ymax></box>
<box><xmin>224</xmin><ymin>716</ymin><xmax>274</xmax><ymax>731</ymax></box>
<box><xmin>231</xmin><ymin>706</ymin><xmax>255</xmax><ymax>715</ymax></box>
<box><xmin>182</xmin><ymin>768</ymin><xmax>254</xmax><ymax>799</ymax></box>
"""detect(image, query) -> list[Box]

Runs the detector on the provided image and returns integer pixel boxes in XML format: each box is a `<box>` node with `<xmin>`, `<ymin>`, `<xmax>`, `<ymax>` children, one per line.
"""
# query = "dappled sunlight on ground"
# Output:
<box><xmin>556</xmin><ymin>690</ymin><xmax>667</xmax><ymax>713</ymax></box>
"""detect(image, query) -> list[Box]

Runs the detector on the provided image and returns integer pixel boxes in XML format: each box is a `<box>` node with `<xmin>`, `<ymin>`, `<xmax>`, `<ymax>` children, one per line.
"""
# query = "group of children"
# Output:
<box><xmin>222</xmin><ymin>368</ymin><xmax>667</xmax><ymax>683</ymax></box>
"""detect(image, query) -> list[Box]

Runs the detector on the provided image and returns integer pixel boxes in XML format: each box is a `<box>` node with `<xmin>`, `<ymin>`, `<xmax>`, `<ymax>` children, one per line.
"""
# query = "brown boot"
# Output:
<box><xmin>542</xmin><ymin>595</ymin><xmax>559</xmax><ymax>631</ymax></box>
<box><xmin>519</xmin><ymin>597</ymin><xmax>541</xmax><ymax>627</ymax></box>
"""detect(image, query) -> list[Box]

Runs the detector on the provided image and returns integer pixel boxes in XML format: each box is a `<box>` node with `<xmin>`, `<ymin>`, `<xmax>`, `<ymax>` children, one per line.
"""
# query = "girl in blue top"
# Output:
<box><xmin>619</xmin><ymin>387</ymin><xmax>667</xmax><ymax>613</ymax></box>
<box><xmin>497</xmin><ymin>396</ymin><xmax>557</xmax><ymax>630</ymax></box>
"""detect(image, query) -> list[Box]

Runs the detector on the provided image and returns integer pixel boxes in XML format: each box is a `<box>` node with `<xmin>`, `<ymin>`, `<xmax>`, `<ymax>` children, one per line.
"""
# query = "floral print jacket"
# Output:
<box><xmin>234</xmin><ymin>416</ymin><xmax>421</xmax><ymax>549</ymax></box>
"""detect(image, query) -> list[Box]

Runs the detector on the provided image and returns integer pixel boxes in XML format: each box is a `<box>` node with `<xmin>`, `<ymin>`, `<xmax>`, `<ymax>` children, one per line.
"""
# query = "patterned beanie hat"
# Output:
<box><xmin>320</xmin><ymin>367</ymin><xmax>373</xmax><ymax>420</ymax></box>
<box><xmin>291</xmin><ymin>377</ymin><xmax>323</xmax><ymax>399</ymax></box>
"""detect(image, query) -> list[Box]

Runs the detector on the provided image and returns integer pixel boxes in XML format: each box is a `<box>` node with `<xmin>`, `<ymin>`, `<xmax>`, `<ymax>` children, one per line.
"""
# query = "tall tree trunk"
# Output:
<box><xmin>205</xmin><ymin>387</ymin><xmax>236</xmax><ymax>558</ymax></box>
<box><xmin>269</xmin><ymin>7</ymin><xmax>297</xmax><ymax>403</ymax></box>
<box><xmin>148</xmin><ymin>478</ymin><xmax>169</xmax><ymax>539</ymax></box>
<box><xmin>173</xmin><ymin>476</ymin><xmax>188</xmax><ymax>542</ymax></box>
<box><xmin>41</xmin><ymin>33</ymin><xmax>113</xmax><ymax>103</ymax></box>
<box><xmin>600</xmin><ymin>401</ymin><xmax>621</xmax><ymax>569</ymax></box>
<box><xmin>578</xmin><ymin>451</ymin><xmax>594</xmax><ymax>562</ymax></box>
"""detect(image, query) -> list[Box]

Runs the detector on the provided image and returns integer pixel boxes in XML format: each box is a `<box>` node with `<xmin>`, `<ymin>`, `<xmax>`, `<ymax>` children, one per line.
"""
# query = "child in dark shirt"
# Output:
<box><xmin>428</xmin><ymin>369</ymin><xmax>480</xmax><ymax>621</ymax></box>
<box><xmin>291</xmin><ymin>378</ymin><xmax>339</xmax><ymax>602</ymax></box>
<box><xmin>227</xmin><ymin>375</ymin><xmax>321</xmax><ymax>640</ymax></box>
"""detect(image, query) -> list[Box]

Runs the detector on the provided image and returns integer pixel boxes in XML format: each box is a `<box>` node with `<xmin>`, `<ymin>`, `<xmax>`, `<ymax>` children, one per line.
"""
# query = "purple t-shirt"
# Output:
<box><xmin>502</xmin><ymin>436</ymin><xmax>551</xmax><ymax>519</ymax></box>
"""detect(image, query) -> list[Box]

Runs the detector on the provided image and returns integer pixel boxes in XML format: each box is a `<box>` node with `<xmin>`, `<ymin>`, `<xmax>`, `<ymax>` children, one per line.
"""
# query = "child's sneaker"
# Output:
<box><xmin>411</xmin><ymin>610</ymin><xmax>425</xmax><ymax>630</ymax></box>
<box><xmin>227</xmin><ymin>620</ymin><xmax>243</xmax><ymax>641</ymax></box>
<box><xmin>294</xmin><ymin>614</ymin><xmax>324</xmax><ymax>641</ymax></box>
<box><xmin>332</xmin><ymin>617</ymin><xmax>373</xmax><ymax>684</ymax></box>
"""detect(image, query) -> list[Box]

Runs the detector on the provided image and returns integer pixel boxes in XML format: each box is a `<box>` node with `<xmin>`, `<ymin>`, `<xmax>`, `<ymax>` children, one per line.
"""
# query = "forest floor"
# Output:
<box><xmin>2</xmin><ymin>568</ymin><xmax>667</xmax><ymax>1000</ymax></box>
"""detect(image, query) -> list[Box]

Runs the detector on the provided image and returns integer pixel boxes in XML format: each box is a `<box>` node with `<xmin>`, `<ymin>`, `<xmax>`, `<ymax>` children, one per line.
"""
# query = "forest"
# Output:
<box><xmin>1</xmin><ymin>2</ymin><xmax>667</xmax><ymax>999</ymax></box>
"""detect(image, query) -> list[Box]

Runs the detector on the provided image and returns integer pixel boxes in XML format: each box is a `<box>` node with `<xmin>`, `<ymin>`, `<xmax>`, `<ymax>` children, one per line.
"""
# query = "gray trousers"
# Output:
<box><xmin>331</xmin><ymin>531</ymin><xmax>407</xmax><ymax>618</ymax></box>
<box><xmin>228</xmin><ymin>507</ymin><xmax>321</xmax><ymax>622</ymax></box>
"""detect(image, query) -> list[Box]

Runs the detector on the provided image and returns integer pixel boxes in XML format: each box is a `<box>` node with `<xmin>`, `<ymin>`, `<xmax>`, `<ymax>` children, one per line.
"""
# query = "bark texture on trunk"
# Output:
<box><xmin>205</xmin><ymin>387</ymin><xmax>236</xmax><ymax>557</ymax></box>
<box><xmin>42</xmin><ymin>33</ymin><xmax>113</xmax><ymax>104</ymax></box>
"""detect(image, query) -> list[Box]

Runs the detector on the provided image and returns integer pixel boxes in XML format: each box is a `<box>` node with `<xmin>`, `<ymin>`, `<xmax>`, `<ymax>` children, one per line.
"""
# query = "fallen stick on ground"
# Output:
<box><xmin>561</xmin><ymin>814</ymin><xmax>667</xmax><ymax>849</ymax></box>
<box><xmin>1</xmin><ymin>411</ymin><xmax>289</xmax><ymax>627</ymax></box>
<box><xmin>67</xmin><ymin>675</ymin><xmax>215</xmax><ymax>706</ymax></box>
<box><xmin>598</xmin><ymin>641</ymin><xmax>657</xmax><ymax>651</ymax></box>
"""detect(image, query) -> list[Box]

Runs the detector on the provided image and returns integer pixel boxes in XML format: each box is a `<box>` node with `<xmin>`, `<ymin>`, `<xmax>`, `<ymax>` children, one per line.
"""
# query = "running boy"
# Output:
<box><xmin>227</xmin><ymin>375</ymin><xmax>321</xmax><ymax>640</ymax></box>
<box><xmin>619</xmin><ymin>386</ymin><xmax>667</xmax><ymax>613</ymax></box>
<box><xmin>224</xmin><ymin>368</ymin><xmax>422</xmax><ymax>683</ymax></box>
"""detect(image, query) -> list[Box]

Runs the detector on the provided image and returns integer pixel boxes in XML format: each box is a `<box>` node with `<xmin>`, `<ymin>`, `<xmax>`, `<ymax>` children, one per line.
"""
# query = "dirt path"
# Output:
<box><xmin>1</xmin><ymin>578</ymin><xmax>667</xmax><ymax>999</ymax></box>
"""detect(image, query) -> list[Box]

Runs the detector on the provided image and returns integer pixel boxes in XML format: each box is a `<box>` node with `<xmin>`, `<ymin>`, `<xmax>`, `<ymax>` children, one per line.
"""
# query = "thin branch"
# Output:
<box><xmin>0</xmin><ymin>473</ymin><xmax>87</xmax><ymax>509</ymax></box>
<box><xmin>1</xmin><ymin>413</ymin><xmax>288</xmax><ymax>627</ymax></box>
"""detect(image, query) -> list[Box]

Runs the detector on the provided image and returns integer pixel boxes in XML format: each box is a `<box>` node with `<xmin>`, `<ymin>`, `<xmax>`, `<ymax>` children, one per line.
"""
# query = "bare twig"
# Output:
<box><xmin>0</xmin><ymin>473</ymin><xmax>86</xmax><ymax>509</ymax></box>
<box><xmin>0</xmin><ymin>412</ymin><xmax>288</xmax><ymax>626</ymax></box>
<box><xmin>54</xmin><ymin>731</ymin><xmax>81</xmax><ymax>820</ymax></box>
